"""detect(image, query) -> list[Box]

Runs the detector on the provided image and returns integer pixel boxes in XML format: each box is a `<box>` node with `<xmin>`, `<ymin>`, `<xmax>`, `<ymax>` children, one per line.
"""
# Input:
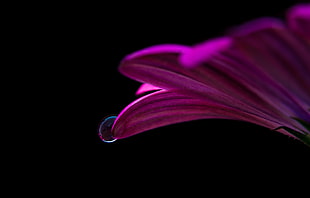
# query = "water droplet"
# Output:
<box><xmin>98</xmin><ymin>116</ymin><xmax>117</xmax><ymax>143</ymax></box>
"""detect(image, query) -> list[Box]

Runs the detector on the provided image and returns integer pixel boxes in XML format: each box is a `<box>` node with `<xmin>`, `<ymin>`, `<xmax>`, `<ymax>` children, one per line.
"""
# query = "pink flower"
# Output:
<box><xmin>98</xmin><ymin>4</ymin><xmax>310</xmax><ymax>146</ymax></box>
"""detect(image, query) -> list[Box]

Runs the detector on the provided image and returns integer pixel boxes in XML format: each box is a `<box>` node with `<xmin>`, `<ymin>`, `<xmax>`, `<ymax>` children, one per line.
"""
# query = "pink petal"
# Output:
<box><xmin>225</xmin><ymin>18</ymin><xmax>310</xmax><ymax>117</ymax></box>
<box><xmin>179</xmin><ymin>37</ymin><xmax>232</xmax><ymax>68</ymax></box>
<box><xmin>136</xmin><ymin>83</ymin><xmax>162</xmax><ymax>96</ymax></box>
<box><xmin>111</xmin><ymin>90</ymin><xmax>291</xmax><ymax>140</ymax></box>
<box><xmin>114</xmin><ymin>7</ymin><xmax>310</xmax><ymax>141</ymax></box>
<box><xmin>177</xmin><ymin>18</ymin><xmax>310</xmax><ymax>122</ymax></box>
<box><xmin>124</xmin><ymin>44</ymin><xmax>190</xmax><ymax>61</ymax></box>
<box><xmin>119</xmin><ymin>46</ymin><xmax>303</xmax><ymax>127</ymax></box>
<box><xmin>287</xmin><ymin>4</ymin><xmax>310</xmax><ymax>40</ymax></box>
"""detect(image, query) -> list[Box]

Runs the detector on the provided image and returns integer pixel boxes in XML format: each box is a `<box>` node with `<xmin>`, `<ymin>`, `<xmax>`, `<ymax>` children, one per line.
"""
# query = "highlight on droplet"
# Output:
<box><xmin>98</xmin><ymin>116</ymin><xmax>117</xmax><ymax>143</ymax></box>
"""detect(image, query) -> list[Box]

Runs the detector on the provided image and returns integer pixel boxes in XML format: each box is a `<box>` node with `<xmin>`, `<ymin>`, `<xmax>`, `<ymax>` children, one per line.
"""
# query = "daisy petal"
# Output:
<box><xmin>124</xmin><ymin>44</ymin><xmax>190</xmax><ymax>61</ymax></box>
<box><xmin>216</xmin><ymin>18</ymin><xmax>310</xmax><ymax>120</ymax></box>
<box><xmin>111</xmin><ymin>90</ymin><xmax>289</xmax><ymax>140</ymax></box>
<box><xmin>100</xmin><ymin>4</ymin><xmax>310</xmax><ymax>144</ymax></box>
<box><xmin>287</xmin><ymin>4</ymin><xmax>310</xmax><ymax>40</ymax></box>
<box><xmin>136</xmin><ymin>83</ymin><xmax>162</xmax><ymax>96</ymax></box>
<box><xmin>179</xmin><ymin>37</ymin><xmax>232</xmax><ymax>68</ymax></box>
<box><xmin>119</xmin><ymin>46</ymin><xmax>300</xmax><ymax>128</ymax></box>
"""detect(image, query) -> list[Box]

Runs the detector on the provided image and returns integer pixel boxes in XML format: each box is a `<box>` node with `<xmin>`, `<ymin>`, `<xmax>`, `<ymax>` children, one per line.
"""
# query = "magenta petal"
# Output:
<box><xmin>108</xmin><ymin>4</ymin><xmax>310</xmax><ymax>142</ymax></box>
<box><xmin>111</xmin><ymin>90</ymin><xmax>289</xmax><ymax>140</ymax></box>
<box><xmin>287</xmin><ymin>4</ymin><xmax>310</xmax><ymax>40</ymax></box>
<box><xmin>124</xmin><ymin>44</ymin><xmax>190</xmax><ymax>61</ymax></box>
<box><xmin>119</xmin><ymin>44</ymin><xmax>307</xmax><ymax>127</ymax></box>
<box><xmin>121</xmin><ymin>42</ymin><xmax>310</xmax><ymax>123</ymax></box>
<box><xmin>226</xmin><ymin>19</ymin><xmax>310</xmax><ymax>114</ymax></box>
<box><xmin>136</xmin><ymin>83</ymin><xmax>162</xmax><ymax>96</ymax></box>
<box><xmin>180</xmin><ymin>37</ymin><xmax>232</xmax><ymax>68</ymax></box>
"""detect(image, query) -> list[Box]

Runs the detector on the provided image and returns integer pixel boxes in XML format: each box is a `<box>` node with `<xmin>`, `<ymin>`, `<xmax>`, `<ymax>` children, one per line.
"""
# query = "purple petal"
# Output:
<box><xmin>124</xmin><ymin>44</ymin><xmax>190</xmax><ymax>61</ymax></box>
<box><xmin>119</xmin><ymin>45</ymin><xmax>304</xmax><ymax>126</ymax></box>
<box><xmin>287</xmin><ymin>4</ymin><xmax>310</xmax><ymax>40</ymax></box>
<box><xmin>177</xmin><ymin>18</ymin><xmax>310</xmax><ymax>122</ymax></box>
<box><xmin>179</xmin><ymin>37</ymin><xmax>232</xmax><ymax>68</ymax></box>
<box><xmin>225</xmin><ymin>18</ymin><xmax>310</xmax><ymax>116</ymax></box>
<box><xmin>111</xmin><ymin>90</ymin><xmax>292</xmax><ymax>139</ymax></box>
<box><xmin>136</xmin><ymin>83</ymin><xmax>162</xmax><ymax>96</ymax></box>
<box><xmin>112</xmin><ymin>5</ymin><xmax>310</xmax><ymax>141</ymax></box>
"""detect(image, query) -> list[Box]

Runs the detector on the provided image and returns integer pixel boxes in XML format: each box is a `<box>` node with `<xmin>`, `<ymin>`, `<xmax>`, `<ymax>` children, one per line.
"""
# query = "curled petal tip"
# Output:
<box><xmin>288</xmin><ymin>4</ymin><xmax>310</xmax><ymax>19</ymax></box>
<box><xmin>287</xmin><ymin>3</ymin><xmax>310</xmax><ymax>39</ymax></box>
<box><xmin>179</xmin><ymin>37</ymin><xmax>232</xmax><ymax>68</ymax></box>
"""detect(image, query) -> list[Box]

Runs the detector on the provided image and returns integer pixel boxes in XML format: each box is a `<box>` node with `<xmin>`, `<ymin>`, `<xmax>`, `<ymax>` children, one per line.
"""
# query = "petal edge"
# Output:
<box><xmin>111</xmin><ymin>90</ymin><xmax>290</xmax><ymax>139</ymax></box>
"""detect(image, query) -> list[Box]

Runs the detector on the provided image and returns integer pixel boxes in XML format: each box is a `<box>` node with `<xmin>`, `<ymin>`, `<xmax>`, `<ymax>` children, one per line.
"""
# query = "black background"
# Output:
<box><xmin>10</xmin><ymin>0</ymin><xmax>310</xmax><ymax>193</ymax></box>
<box><xmin>23</xmin><ymin>0</ymin><xmax>310</xmax><ymax>175</ymax></box>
